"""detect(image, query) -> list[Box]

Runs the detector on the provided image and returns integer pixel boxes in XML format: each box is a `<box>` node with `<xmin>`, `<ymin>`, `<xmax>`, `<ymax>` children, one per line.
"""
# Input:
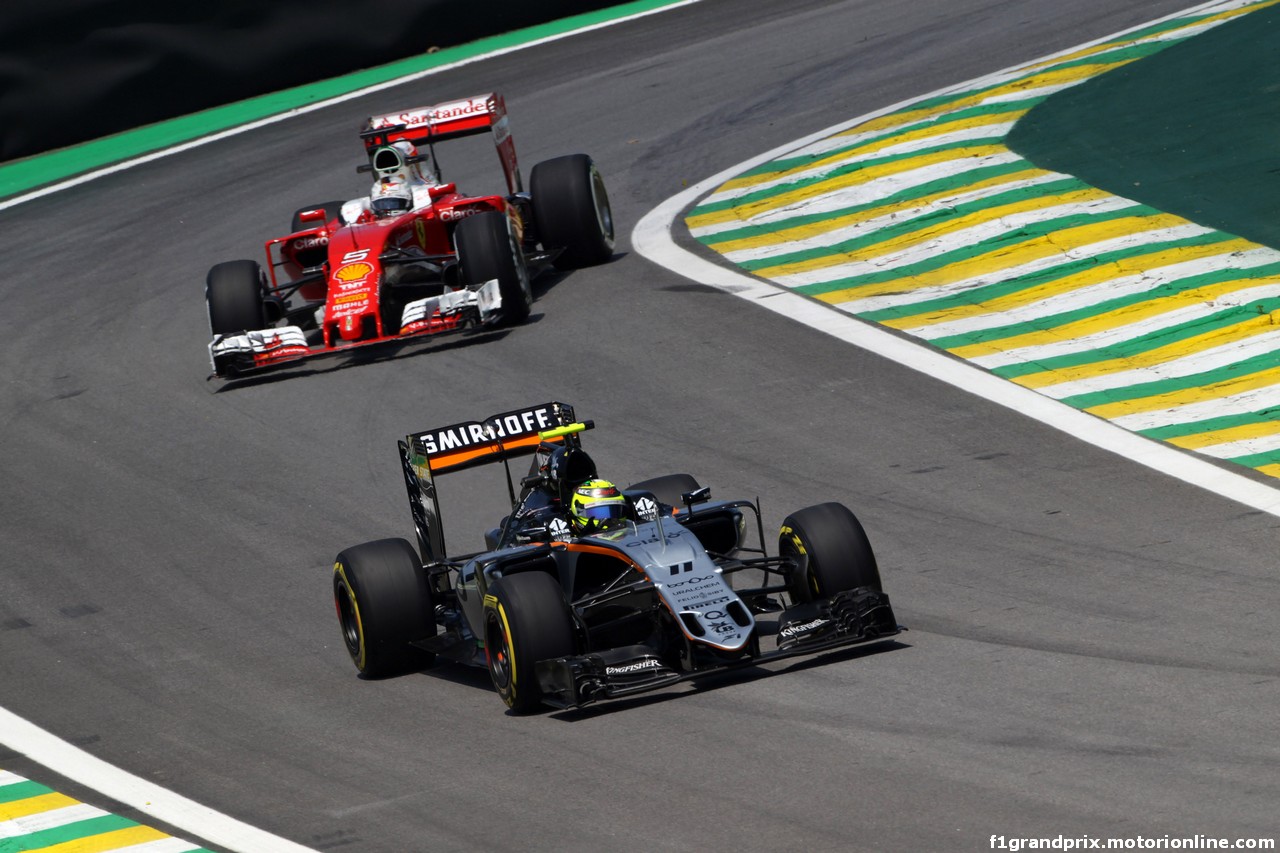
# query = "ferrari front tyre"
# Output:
<box><xmin>483</xmin><ymin>571</ymin><xmax>575</xmax><ymax>713</ymax></box>
<box><xmin>206</xmin><ymin>260</ymin><xmax>267</xmax><ymax>336</ymax></box>
<box><xmin>454</xmin><ymin>210</ymin><xmax>531</xmax><ymax>325</ymax></box>
<box><xmin>290</xmin><ymin>199</ymin><xmax>346</xmax><ymax>233</ymax></box>
<box><xmin>530</xmin><ymin>153</ymin><xmax>615</xmax><ymax>269</ymax></box>
<box><xmin>626</xmin><ymin>473</ymin><xmax>701</xmax><ymax>508</ymax></box>
<box><xmin>780</xmin><ymin>502</ymin><xmax>882</xmax><ymax>605</ymax></box>
<box><xmin>333</xmin><ymin>538</ymin><xmax>436</xmax><ymax>678</ymax></box>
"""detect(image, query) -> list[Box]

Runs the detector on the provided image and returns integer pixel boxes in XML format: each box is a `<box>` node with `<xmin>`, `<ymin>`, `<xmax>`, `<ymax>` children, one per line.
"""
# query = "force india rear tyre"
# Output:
<box><xmin>333</xmin><ymin>538</ymin><xmax>436</xmax><ymax>678</ymax></box>
<box><xmin>454</xmin><ymin>210</ymin><xmax>531</xmax><ymax>325</ymax></box>
<box><xmin>483</xmin><ymin>571</ymin><xmax>576</xmax><ymax>713</ymax></box>
<box><xmin>530</xmin><ymin>153</ymin><xmax>615</xmax><ymax>269</ymax></box>
<box><xmin>780</xmin><ymin>502</ymin><xmax>882</xmax><ymax>605</ymax></box>
<box><xmin>206</xmin><ymin>259</ymin><xmax>267</xmax><ymax>336</ymax></box>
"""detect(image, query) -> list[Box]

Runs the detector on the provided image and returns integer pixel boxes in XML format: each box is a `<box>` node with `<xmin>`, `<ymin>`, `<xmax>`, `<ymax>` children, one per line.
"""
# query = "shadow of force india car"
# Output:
<box><xmin>205</xmin><ymin>93</ymin><xmax>614</xmax><ymax>378</ymax></box>
<box><xmin>332</xmin><ymin>402</ymin><xmax>902</xmax><ymax>713</ymax></box>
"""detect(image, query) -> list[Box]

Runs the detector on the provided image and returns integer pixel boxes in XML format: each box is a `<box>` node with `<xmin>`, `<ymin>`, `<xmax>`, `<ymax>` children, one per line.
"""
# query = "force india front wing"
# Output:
<box><xmin>533</xmin><ymin>518</ymin><xmax>901</xmax><ymax>710</ymax></box>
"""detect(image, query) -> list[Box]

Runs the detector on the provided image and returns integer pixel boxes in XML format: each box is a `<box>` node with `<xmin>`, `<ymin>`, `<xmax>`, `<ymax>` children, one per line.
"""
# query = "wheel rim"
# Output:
<box><xmin>336</xmin><ymin>584</ymin><xmax>361</xmax><ymax>658</ymax></box>
<box><xmin>781</xmin><ymin>533</ymin><xmax>817</xmax><ymax>601</ymax></box>
<box><xmin>485</xmin><ymin>610</ymin><xmax>513</xmax><ymax>690</ymax></box>
<box><xmin>508</xmin><ymin>228</ymin><xmax>532</xmax><ymax>306</ymax></box>
<box><xmin>590</xmin><ymin>167</ymin><xmax>614</xmax><ymax>241</ymax></box>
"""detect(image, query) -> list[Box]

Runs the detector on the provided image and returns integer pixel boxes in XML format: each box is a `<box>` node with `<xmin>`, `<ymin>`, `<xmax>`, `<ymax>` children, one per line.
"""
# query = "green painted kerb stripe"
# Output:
<box><xmin>0</xmin><ymin>779</ymin><xmax>52</xmax><ymax>804</ymax></box>
<box><xmin>0</xmin><ymin>0</ymin><xmax>686</xmax><ymax>201</ymax></box>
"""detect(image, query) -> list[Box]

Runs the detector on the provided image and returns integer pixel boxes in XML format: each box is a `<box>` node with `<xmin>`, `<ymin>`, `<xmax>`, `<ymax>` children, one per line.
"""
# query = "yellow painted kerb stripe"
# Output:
<box><xmin>816</xmin><ymin>213</ymin><xmax>1192</xmax><ymax>309</ymax></box>
<box><xmin>1087</xmin><ymin>365</ymin><xmax>1280</xmax><ymax>419</ymax></box>
<box><xmin>951</xmin><ymin>269</ymin><xmax>1280</xmax><ymax>361</ymax></box>
<box><xmin>1167</xmin><ymin>418</ymin><xmax>1280</xmax><ymax>451</ymax></box>
<box><xmin>705</xmin><ymin>167</ymin><xmax>1050</xmax><ymax>254</ymax></box>
<box><xmin>1015</xmin><ymin>312</ymin><xmax>1280</xmax><ymax>389</ymax></box>
<box><xmin>688</xmin><ymin>142</ymin><xmax>1012</xmax><ymax>230</ymax></box>
<box><xmin>0</xmin><ymin>792</ymin><xmax>79</xmax><ymax>820</ymax></box>
<box><xmin>887</xmin><ymin>236</ymin><xmax>1257</xmax><ymax>331</ymax></box>
<box><xmin>716</xmin><ymin>106</ymin><xmax>1031</xmax><ymax>193</ymax></box>
<box><xmin>28</xmin><ymin>824</ymin><xmax>170</xmax><ymax>853</ymax></box>
<box><xmin>751</xmin><ymin>184</ymin><xmax>1118</xmax><ymax>280</ymax></box>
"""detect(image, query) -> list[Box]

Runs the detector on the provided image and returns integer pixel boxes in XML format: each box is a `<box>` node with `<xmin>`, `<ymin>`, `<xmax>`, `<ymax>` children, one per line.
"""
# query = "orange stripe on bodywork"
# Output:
<box><xmin>427</xmin><ymin>433</ymin><xmax>546</xmax><ymax>472</ymax></box>
<box><xmin>557</xmin><ymin>540</ymin><xmax>645</xmax><ymax>568</ymax></box>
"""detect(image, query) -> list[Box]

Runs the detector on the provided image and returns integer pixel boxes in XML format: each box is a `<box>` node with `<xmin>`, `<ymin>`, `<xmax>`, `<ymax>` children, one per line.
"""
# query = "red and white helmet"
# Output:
<box><xmin>370</xmin><ymin>180</ymin><xmax>413</xmax><ymax>217</ymax></box>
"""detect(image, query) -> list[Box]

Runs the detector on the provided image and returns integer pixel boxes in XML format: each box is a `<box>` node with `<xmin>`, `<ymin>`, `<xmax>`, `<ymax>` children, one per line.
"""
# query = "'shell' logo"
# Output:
<box><xmin>334</xmin><ymin>262</ymin><xmax>374</xmax><ymax>283</ymax></box>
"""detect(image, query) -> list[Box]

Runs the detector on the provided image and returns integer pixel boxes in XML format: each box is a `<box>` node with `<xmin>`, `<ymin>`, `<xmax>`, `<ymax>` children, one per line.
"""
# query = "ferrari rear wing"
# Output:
<box><xmin>363</xmin><ymin>92</ymin><xmax>522</xmax><ymax>194</ymax></box>
<box><xmin>398</xmin><ymin>401</ymin><xmax>578</xmax><ymax>562</ymax></box>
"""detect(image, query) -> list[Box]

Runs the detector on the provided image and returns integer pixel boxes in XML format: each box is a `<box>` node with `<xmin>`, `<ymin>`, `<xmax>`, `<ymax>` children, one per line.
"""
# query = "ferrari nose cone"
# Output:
<box><xmin>339</xmin><ymin>314</ymin><xmax>363</xmax><ymax>341</ymax></box>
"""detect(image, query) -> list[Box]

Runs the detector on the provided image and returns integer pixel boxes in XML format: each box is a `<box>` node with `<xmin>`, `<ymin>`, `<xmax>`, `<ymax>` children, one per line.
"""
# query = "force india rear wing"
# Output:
<box><xmin>363</xmin><ymin>92</ymin><xmax>522</xmax><ymax>195</ymax></box>
<box><xmin>397</xmin><ymin>401</ymin><xmax>578</xmax><ymax>563</ymax></box>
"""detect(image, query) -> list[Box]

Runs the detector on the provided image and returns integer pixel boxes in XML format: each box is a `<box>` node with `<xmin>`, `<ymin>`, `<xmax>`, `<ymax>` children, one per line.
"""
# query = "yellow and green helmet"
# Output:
<box><xmin>569</xmin><ymin>479</ymin><xmax>627</xmax><ymax>532</ymax></box>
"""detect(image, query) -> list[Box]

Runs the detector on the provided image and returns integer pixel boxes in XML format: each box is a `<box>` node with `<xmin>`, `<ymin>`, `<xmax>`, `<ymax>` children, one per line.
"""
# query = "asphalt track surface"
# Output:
<box><xmin>2</xmin><ymin>1</ymin><xmax>1277</xmax><ymax>851</ymax></box>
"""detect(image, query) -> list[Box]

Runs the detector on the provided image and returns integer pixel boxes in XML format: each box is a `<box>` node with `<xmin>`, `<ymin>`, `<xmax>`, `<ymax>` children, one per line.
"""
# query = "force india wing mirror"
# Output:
<box><xmin>680</xmin><ymin>486</ymin><xmax>712</xmax><ymax>512</ymax></box>
<box><xmin>518</xmin><ymin>524</ymin><xmax>549</xmax><ymax>543</ymax></box>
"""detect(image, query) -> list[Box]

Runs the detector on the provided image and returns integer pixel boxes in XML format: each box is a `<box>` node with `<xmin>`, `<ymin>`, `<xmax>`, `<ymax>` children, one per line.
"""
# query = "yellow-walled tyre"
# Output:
<box><xmin>780</xmin><ymin>502</ymin><xmax>882</xmax><ymax>605</ymax></box>
<box><xmin>333</xmin><ymin>538</ymin><xmax>435</xmax><ymax>678</ymax></box>
<box><xmin>483</xmin><ymin>571</ymin><xmax>575</xmax><ymax>713</ymax></box>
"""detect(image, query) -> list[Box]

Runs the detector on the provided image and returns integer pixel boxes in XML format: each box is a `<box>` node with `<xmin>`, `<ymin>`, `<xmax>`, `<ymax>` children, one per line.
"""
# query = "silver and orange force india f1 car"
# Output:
<box><xmin>205</xmin><ymin>93</ymin><xmax>614</xmax><ymax>378</ymax></box>
<box><xmin>332</xmin><ymin>402</ymin><xmax>903</xmax><ymax>713</ymax></box>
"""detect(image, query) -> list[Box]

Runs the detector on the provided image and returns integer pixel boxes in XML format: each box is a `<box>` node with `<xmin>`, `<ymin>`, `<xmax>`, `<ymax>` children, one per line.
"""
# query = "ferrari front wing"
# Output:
<box><xmin>208</xmin><ymin>279</ymin><xmax>504</xmax><ymax>377</ymax></box>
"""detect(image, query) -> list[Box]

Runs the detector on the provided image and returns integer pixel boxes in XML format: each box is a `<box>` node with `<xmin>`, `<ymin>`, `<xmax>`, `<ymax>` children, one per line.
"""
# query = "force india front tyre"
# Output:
<box><xmin>780</xmin><ymin>502</ymin><xmax>883</xmax><ymax>605</ymax></box>
<box><xmin>454</xmin><ymin>210</ymin><xmax>532</xmax><ymax>325</ymax></box>
<box><xmin>483</xmin><ymin>571</ymin><xmax>576</xmax><ymax>713</ymax></box>
<box><xmin>530</xmin><ymin>153</ymin><xmax>615</xmax><ymax>269</ymax></box>
<box><xmin>333</xmin><ymin>538</ymin><xmax>436</xmax><ymax>678</ymax></box>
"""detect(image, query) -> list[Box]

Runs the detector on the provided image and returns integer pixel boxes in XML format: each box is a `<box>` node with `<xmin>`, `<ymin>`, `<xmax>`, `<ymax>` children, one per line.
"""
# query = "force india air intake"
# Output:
<box><xmin>205</xmin><ymin>93</ymin><xmax>614</xmax><ymax>378</ymax></box>
<box><xmin>333</xmin><ymin>402</ymin><xmax>903</xmax><ymax>713</ymax></box>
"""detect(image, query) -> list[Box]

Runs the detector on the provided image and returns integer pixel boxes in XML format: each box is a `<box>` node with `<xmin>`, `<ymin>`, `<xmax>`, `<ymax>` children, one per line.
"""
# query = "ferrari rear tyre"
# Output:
<box><xmin>454</xmin><ymin>210</ymin><xmax>531</xmax><ymax>325</ymax></box>
<box><xmin>780</xmin><ymin>502</ymin><xmax>882</xmax><ymax>605</ymax></box>
<box><xmin>483</xmin><ymin>571</ymin><xmax>575</xmax><ymax>713</ymax></box>
<box><xmin>626</xmin><ymin>473</ymin><xmax>701</xmax><ymax>508</ymax></box>
<box><xmin>206</xmin><ymin>260</ymin><xmax>267</xmax><ymax>336</ymax></box>
<box><xmin>530</xmin><ymin>153</ymin><xmax>614</xmax><ymax>269</ymax></box>
<box><xmin>333</xmin><ymin>538</ymin><xmax>436</xmax><ymax>678</ymax></box>
<box><xmin>290</xmin><ymin>199</ymin><xmax>346</xmax><ymax>232</ymax></box>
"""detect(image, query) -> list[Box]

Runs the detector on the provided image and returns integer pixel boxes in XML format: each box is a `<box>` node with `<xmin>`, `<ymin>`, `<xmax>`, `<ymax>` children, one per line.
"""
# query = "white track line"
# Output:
<box><xmin>0</xmin><ymin>708</ymin><xmax>317</xmax><ymax>852</ymax></box>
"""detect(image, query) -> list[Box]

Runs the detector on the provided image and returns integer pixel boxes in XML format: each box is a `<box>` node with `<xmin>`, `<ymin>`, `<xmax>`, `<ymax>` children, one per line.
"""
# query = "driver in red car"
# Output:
<box><xmin>341</xmin><ymin>140</ymin><xmax>439</xmax><ymax>223</ymax></box>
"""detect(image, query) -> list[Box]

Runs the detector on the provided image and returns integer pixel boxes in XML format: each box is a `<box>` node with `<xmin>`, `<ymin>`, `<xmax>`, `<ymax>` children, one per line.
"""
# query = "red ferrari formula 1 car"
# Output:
<box><xmin>205</xmin><ymin>93</ymin><xmax>614</xmax><ymax>378</ymax></box>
